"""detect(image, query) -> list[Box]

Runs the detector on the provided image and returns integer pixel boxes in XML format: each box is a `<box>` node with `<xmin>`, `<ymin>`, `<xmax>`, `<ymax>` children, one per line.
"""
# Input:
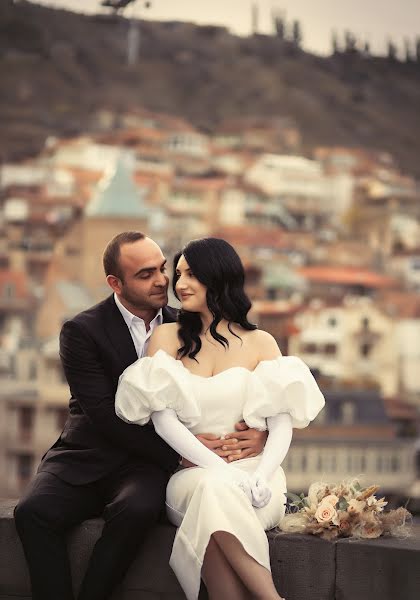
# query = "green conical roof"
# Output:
<box><xmin>85</xmin><ymin>155</ymin><xmax>148</xmax><ymax>218</ymax></box>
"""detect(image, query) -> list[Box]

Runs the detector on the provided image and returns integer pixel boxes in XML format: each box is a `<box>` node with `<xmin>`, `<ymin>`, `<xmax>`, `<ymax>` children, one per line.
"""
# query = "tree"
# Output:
<box><xmin>344</xmin><ymin>30</ymin><xmax>357</xmax><ymax>52</ymax></box>
<box><xmin>291</xmin><ymin>20</ymin><xmax>303</xmax><ymax>47</ymax></box>
<box><xmin>272</xmin><ymin>9</ymin><xmax>286</xmax><ymax>40</ymax></box>
<box><xmin>404</xmin><ymin>37</ymin><xmax>413</xmax><ymax>62</ymax></box>
<box><xmin>416</xmin><ymin>36</ymin><xmax>420</xmax><ymax>62</ymax></box>
<box><xmin>362</xmin><ymin>40</ymin><xmax>371</xmax><ymax>57</ymax></box>
<box><xmin>331</xmin><ymin>30</ymin><xmax>339</xmax><ymax>54</ymax></box>
<box><xmin>387</xmin><ymin>37</ymin><xmax>397</xmax><ymax>61</ymax></box>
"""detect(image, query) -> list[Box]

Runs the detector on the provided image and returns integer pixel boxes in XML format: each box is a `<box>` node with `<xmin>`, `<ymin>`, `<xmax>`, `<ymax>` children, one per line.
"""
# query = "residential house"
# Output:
<box><xmin>288</xmin><ymin>296</ymin><xmax>399</xmax><ymax>397</ymax></box>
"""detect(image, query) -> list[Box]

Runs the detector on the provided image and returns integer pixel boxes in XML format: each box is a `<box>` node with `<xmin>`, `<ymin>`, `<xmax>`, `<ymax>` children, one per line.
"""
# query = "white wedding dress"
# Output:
<box><xmin>115</xmin><ymin>349</ymin><xmax>324</xmax><ymax>600</ymax></box>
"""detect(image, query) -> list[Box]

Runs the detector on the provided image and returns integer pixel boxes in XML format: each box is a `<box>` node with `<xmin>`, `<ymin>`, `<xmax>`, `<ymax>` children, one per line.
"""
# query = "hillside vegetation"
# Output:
<box><xmin>1</xmin><ymin>0</ymin><xmax>420</xmax><ymax>175</ymax></box>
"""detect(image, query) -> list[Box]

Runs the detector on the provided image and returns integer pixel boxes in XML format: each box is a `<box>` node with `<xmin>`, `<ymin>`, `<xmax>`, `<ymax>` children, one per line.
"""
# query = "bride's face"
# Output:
<box><xmin>175</xmin><ymin>255</ymin><xmax>208</xmax><ymax>313</ymax></box>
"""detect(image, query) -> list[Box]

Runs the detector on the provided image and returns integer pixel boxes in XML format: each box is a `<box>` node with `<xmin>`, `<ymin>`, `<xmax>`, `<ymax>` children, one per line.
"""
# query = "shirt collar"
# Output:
<box><xmin>114</xmin><ymin>293</ymin><xmax>163</xmax><ymax>329</ymax></box>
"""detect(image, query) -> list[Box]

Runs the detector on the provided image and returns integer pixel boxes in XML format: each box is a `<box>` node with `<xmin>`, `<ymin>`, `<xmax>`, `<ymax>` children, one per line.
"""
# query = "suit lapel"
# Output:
<box><xmin>101</xmin><ymin>296</ymin><xmax>178</xmax><ymax>371</ymax></box>
<box><xmin>101</xmin><ymin>295</ymin><xmax>138</xmax><ymax>371</ymax></box>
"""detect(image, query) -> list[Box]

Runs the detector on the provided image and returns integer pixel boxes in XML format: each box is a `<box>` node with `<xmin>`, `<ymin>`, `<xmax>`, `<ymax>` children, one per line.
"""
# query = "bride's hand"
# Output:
<box><xmin>249</xmin><ymin>472</ymin><xmax>272</xmax><ymax>508</ymax></box>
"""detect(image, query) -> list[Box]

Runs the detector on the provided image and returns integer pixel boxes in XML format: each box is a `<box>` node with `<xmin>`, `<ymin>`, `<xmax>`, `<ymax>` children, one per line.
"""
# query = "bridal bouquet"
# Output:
<box><xmin>280</xmin><ymin>479</ymin><xmax>411</xmax><ymax>541</ymax></box>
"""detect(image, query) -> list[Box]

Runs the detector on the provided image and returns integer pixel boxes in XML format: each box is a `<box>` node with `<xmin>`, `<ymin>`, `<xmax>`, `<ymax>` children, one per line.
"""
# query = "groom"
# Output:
<box><xmin>14</xmin><ymin>231</ymin><xmax>267</xmax><ymax>600</ymax></box>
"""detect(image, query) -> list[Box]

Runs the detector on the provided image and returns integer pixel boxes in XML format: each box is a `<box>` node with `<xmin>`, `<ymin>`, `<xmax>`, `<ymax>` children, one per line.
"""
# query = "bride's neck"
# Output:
<box><xmin>200</xmin><ymin>316</ymin><xmax>233</xmax><ymax>335</ymax></box>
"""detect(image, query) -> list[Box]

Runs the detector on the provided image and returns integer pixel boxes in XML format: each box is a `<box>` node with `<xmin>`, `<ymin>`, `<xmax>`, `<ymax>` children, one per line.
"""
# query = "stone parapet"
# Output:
<box><xmin>1</xmin><ymin>500</ymin><xmax>419</xmax><ymax>600</ymax></box>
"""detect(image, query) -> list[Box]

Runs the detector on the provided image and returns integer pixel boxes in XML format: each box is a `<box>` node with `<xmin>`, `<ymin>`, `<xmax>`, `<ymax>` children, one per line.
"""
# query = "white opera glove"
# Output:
<box><xmin>151</xmin><ymin>409</ymin><xmax>252</xmax><ymax>501</ymax></box>
<box><xmin>250</xmin><ymin>413</ymin><xmax>293</xmax><ymax>509</ymax></box>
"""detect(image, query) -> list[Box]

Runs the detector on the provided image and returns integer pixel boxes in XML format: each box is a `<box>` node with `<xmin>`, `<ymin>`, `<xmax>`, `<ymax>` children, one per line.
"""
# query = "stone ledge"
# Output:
<box><xmin>1</xmin><ymin>500</ymin><xmax>420</xmax><ymax>600</ymax></box>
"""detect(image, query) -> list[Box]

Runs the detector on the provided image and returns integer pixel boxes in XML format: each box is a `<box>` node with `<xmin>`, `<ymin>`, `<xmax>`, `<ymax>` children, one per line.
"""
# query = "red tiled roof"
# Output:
<box><xmin>297</xmin><ymin>266</ymin><xmax>398</xmax><ymax>289</ymax></box>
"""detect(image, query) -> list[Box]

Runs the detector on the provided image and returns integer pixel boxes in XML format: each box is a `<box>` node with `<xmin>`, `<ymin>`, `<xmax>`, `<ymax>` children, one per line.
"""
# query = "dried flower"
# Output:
<box><xmin>281</xmin><ymin>479</ymin><xmax>411</xmax><ymax>541</ymax></box>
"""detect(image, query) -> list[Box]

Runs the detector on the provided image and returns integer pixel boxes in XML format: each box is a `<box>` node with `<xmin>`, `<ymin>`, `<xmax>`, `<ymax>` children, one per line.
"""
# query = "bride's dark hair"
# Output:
<box><xmin>173</xmin><ymin>238</ymin><xmax>257</xmax><ymax>360</ymax></box>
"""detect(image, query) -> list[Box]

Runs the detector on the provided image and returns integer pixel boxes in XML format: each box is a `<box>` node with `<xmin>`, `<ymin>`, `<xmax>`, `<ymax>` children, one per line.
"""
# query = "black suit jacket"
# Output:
<box><xmin>39</xmin><ymin>294</ymin><xmax>179</xmax><ymax>484</ymax></box>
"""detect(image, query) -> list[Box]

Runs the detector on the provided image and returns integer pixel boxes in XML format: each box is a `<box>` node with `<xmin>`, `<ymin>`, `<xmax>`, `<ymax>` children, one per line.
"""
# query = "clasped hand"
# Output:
<box><xmin>180</xmin><ymin>422</ymin><xmax>267</xmax><ymax>466</ymax></box>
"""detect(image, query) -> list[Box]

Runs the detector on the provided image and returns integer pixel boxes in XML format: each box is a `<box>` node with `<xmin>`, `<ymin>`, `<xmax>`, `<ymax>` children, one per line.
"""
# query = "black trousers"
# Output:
<box><xmin>14</xmin><ymin>462</ymin><xmax>168</xmax><ymax>600</ymax></box>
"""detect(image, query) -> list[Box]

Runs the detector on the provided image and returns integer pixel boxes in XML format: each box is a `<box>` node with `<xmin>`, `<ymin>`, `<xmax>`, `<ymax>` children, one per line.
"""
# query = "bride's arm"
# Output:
<box><xmin>151</xmin><ymin>409</ymin><xmax>252</xmax><ymax>497</ymax></box>
<box><xmin>249</xmin><ymin>414</ymin><xmax>293</xmax><ymax>509</ymax></box>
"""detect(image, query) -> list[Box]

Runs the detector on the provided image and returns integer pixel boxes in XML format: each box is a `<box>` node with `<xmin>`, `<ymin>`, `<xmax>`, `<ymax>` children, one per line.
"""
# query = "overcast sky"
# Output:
<box><xmin>30</xmin><ymin>0</ymin><xmax>420</xmax><ymax>56</ymax></box>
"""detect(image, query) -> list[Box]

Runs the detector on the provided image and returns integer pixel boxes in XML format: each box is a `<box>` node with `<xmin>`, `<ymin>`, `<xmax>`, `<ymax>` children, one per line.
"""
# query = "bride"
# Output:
<box><xmin>115</xmin><ymin>238</ymin><xmax>324</xmax><ymax>600</ymax></box>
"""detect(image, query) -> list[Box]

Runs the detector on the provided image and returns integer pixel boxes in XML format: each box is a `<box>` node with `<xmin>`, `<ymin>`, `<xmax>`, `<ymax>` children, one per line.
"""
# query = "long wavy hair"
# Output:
<box><xmin>172</xmin><ymin>238</ymin><xmax>257</xmax><ymax>360</ymax></box>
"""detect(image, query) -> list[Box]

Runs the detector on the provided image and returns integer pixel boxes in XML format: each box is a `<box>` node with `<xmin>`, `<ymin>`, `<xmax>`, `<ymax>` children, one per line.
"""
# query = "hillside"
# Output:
<box><xmin>1</xmin><ymin>0</ymin><xmax>420</xmax><ymax>176</ymax></box>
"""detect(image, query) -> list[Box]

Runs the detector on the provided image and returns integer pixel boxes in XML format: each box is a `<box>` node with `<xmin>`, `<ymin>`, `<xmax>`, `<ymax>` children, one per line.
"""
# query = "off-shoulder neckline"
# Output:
<box><xmin>152</xmin><ymin>349</ymin><xmax>284</xmax><ymax>380</ymax></box>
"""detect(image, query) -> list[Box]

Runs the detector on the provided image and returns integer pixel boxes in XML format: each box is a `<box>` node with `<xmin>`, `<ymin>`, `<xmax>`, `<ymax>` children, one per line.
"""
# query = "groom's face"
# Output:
<box><xmin>114</xmin><ymin>238</ymin><xmax>169</xmax><ymax>311</ymax></box>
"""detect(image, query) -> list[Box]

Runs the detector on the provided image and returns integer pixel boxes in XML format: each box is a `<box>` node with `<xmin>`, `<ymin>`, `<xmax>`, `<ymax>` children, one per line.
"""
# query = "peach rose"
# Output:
<box><xmin>315</xmin><ymin>501</ymin><xmax>339</xmax><ymax>526</ymax></box>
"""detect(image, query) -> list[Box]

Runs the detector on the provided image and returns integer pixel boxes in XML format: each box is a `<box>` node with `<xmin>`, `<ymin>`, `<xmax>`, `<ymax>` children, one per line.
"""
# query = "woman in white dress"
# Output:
<box><xmin>115</xmin><ymin>238</ymin><xmax>325</xmax><ymax>600</ymax></box>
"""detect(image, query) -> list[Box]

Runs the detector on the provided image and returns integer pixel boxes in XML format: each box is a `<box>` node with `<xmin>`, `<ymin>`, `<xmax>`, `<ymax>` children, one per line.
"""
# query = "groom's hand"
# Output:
<box><xmin>179</xmin><ymin>433</ymin><xmax>241</xmax><ymax>467</ymax></box>
<box><xmin>223</xmin><ymin>421</ymin><xmax>268</xmax><ymax>462</ymax></box>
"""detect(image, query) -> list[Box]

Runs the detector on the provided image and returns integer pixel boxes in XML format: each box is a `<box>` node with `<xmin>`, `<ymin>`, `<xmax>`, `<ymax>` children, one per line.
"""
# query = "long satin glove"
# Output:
<box><xmin>151</xmin><ymin>409</ymin><xmax>252</xmax><ymax>502</ymax></box>
<box><xmin>250</xmin><ymin>413</ymin><xmax>293</xmax><ymax>509</ymax></box>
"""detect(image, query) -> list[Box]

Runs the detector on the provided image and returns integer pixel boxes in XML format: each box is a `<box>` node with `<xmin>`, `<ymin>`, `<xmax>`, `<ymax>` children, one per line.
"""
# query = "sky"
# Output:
<box><xmin>30</xmin><ymin>0</ymin><xmax>420</xmax><ymax>56</ymax></box>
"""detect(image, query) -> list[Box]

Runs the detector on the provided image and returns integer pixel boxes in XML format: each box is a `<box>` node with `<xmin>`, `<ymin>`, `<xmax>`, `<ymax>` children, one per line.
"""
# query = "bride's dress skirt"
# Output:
<box><xmin>166</xmin><ymin>457</ymin><xmax>287</xmax><ymax>600</ymax></box>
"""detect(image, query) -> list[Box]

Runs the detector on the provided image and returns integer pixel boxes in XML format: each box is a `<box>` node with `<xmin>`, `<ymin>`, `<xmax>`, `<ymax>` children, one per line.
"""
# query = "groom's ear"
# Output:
<box><xmin>106</xmin><ymin>274</ymin><xmax>122</xmax><ymax>294</ymax></box>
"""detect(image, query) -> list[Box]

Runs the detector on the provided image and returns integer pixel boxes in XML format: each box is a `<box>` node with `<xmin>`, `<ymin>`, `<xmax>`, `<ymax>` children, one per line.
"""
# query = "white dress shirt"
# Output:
<box><xmin>114</xmin><ymin>293</ymin><xmax>163</xmax><ymax>358</ymax></box>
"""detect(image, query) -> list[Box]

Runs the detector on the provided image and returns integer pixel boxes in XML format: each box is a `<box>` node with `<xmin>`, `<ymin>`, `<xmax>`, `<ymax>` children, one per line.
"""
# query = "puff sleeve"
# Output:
<box><xmin>243</xmin><ymin>356</ymin><xmax>325</xmax><ymax>430</ymax></box>
<box><xmin>115</xmin><ymin>349</ymin><xmax>201</xmax><ymax>428</ymax></box>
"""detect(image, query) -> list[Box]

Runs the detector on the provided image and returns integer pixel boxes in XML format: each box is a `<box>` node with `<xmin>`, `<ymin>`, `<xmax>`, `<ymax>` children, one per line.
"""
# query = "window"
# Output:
<box><xmin>316</xmin><ymin>454</ymin><xmax>323</xmax><ymax>471</ymax></box>
<box><xmin>302</xmin><ymin>343</ymin><xmax>317</xmax><ymax>354</ymax></box>
<box><xmin>17</xmin><ymin>453</ymin><xmax>33</xmax><ymax>483</ymax></box>
<box><xmin>360</xmin><ymin>343</ymin><xmax>372</xmax><ymax>357</ymax></box>
<box><xmin>18</xmin><ymin>406</ymin><xmax>35</xmax><ymax>441</ymax></box>
<box><xmin>361</xmin><ymin>317</ymin><xmax>370</xmax><ymax>329</ymax></box>
<box><xmin>327</xmin><ymin>316</ymin><xmax>337</xmax><ymax>327</ymax></box>
<box><xmin>324</xmin><ymin>343</ymin><xmax>337</xmax><ymax>355</ymax></box>
<box><xmin>2</xmin><ymin>283</ymin><xmax>15</xmax><ymax>298</ymax></box>
<box><xmin>342</xmin><ymin>402</ymin><xmax>355</xmax><ymax>425</ymax></box>
<box><xmin>391</xmin><ymin>456</ymin><xmax>400</xmax><ymax>472</ymax></box>
<box><xmin>29</xmin><ymin>360</ymin><xmax>37</xmax><ymax>381</ymax></box>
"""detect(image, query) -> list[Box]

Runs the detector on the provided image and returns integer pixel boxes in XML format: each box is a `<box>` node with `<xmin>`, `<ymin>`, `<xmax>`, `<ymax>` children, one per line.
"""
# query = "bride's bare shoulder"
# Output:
<box><xmin>249</xmin><ymin>329</ymin><xmax>282</xmax><ymax>361</ymax></box>
<box><xmin>147</xmin><ymin>322</ymin><xmax>180</xmax><ymax>357</ymax></box>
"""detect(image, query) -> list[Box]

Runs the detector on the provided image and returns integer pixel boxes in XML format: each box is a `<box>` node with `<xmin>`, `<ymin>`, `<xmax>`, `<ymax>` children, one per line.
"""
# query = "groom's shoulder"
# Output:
<box><xmin>65</xmin><ymin>295</ymin><xmax>114</xmax><ymax>330</ymax></box>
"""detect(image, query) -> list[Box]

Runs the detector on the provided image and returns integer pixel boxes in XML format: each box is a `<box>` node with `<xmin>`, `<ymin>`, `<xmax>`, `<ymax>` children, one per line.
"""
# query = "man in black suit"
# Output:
<box><xmin>14</xmin><ymin>231</ymin><xmax>266</xmax><ymax>600</ymax></box>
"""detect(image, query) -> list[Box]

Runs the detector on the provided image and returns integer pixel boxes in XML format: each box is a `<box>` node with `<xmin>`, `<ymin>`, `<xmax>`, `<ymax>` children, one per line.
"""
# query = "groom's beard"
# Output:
<box><xmin>120</xmin><ymin>285</ymin><xmax>168</xmax><ymax>311</ymax></box>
